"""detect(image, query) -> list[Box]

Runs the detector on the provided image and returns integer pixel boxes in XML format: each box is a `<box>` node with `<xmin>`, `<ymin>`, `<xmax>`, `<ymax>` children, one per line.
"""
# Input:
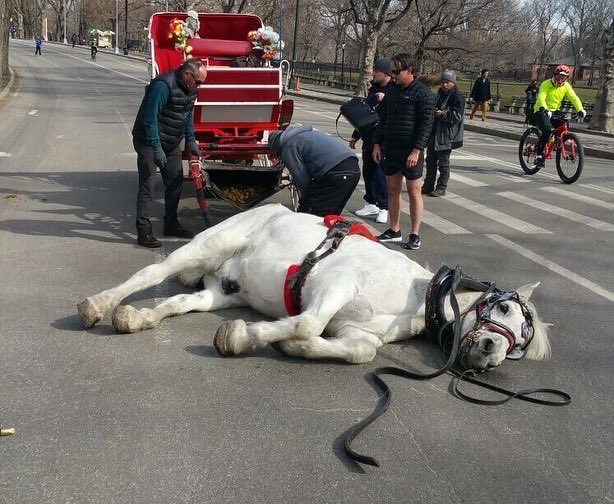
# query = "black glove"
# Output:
<box><xmin>153</xmin><ymin>148</ymin><xmax>167</xmax><ymax>169</ymax></box>
<box><xmin>187</xmin><ymin>141</ymin><xmax>201</xmax><ymax>158</ymax></box>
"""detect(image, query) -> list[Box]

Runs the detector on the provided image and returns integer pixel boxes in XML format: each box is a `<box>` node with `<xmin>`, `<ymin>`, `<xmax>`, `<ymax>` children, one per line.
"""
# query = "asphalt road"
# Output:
<box><xmin>1</xmin><ymin>39</ymin><xmax>613</xmax><ymax>504</ymax></box>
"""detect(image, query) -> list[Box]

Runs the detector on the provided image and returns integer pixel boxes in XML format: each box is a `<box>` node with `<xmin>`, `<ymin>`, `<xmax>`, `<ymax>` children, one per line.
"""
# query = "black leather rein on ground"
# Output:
<box><xmin>343</xmin><ymin>268</ymin><xmax>571</xmax><ymax>468</ymax></box>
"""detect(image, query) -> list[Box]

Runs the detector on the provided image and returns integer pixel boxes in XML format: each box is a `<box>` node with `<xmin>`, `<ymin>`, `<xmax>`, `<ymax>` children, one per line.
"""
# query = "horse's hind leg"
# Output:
<box><xmin>275</xmin><ymin>326</ymin><xmax>383</xmax><ymax>364</ymax></box>
<box><xmin>112</xmin><ymin>282</ymin><xmax>246</xmax><ymax>333</ymax></box>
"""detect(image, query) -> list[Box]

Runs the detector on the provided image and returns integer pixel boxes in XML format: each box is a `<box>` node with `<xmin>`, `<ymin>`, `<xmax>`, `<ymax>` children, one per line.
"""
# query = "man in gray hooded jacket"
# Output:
<box><xmin>268</xmin><ymin>124</ymin><xmax>360</xmax><ymax>216</ymax></box>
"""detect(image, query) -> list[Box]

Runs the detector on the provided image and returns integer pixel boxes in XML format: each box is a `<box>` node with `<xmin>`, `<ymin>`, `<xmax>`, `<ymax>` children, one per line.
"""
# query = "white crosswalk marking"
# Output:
<box><xmin>487</xmin><ymin>234</ymin><xmax>614</xmax><ymax>303</ymax></box>
<box><xmin>445</xmin><ymin>192</ymin><xmax>551</xmax><ymax>234</ymax></box>
<box><xmin>498</xmin><ymin>191</ymin><xmax>614</xmax><ymax>231</ymax></box>
<box><xmin>422</xmin><ymin>211</ymin><xmax>471</xmax><ymax>234</ymax></box>
<box><xmin>449</xmin><ymin>173</ymin><xmax>488</xmax><ymax>187</ymax></box>
<box><xmin>541</xmin><ymin>187</ymin><xmax>614</xmax><ymax>210</ymax></box>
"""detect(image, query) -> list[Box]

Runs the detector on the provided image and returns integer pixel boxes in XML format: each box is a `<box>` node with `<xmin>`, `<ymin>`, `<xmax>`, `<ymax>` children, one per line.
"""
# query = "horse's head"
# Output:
<box><xmin>457</xmin><ymin>282</ymin><xmax>551</xmax><ymax>371</ymax></box>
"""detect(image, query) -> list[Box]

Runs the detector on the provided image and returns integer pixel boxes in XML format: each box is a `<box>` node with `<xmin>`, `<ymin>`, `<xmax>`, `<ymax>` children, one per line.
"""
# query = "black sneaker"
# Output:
<box><xmin>533</xmin><ymin>155</ymin><xmax>545</xmax><ymax>168</ymax></box>
<box><xmin>137</xmin><ymin>235</ymin><xmax>162</xmax><ymax>248</ymax></box>
<box><xmin>403</xmin><ymin>234</ymin><xmax>421</xmax><ymax>250</ymax></box>
<box><xmin>163</xmin><ymin>224</ymin><xmax>194</xmax><ymax>239</ymax></box>
<box><xmin>376</xmin><ymin>228</ymin><xmax>402</xmax><ymax>242</ymax></box>
<box><xmin>431</xmin><ymin>188</ymin><xmax>446</xmax><ymax>197</ymax></box>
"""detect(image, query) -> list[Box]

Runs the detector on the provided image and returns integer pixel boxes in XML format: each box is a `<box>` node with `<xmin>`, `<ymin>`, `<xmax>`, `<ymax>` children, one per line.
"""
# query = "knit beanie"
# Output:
<box><xmin>373</xmin><ymin>58</ymin><xmax>392</xmax><ymax>76</ymax></box>
<box><xmin>440</xmin><ymin>69</ymin><xmax>457</xmax><ymax>83</ymax></box>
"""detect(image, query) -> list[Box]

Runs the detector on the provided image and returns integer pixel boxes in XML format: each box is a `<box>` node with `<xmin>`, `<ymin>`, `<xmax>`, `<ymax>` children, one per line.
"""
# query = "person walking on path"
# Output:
<box><xmin>372</xmin><ymin>53</ymin><xmax>435</xmax><ymax>250</ymax></box>
<box><xmin>350</xmin><ymin>58</ymin><xmax>395</xmax><ymax>224</ymax></box>
<box><xmin>131</xmin><ymin>59</ymin><xmax>206</xmax><ymax>248</ymax></box>
<box><xmin>423</xmin><ymin>69</ymin><xmax>464</xmax><ymax>197</ymax></box>
<box><xmin>268</xmin><ymin>124</ymin><xmax>360</xmax><ymax>217</ymax></box>
<box><xmin>71</xmin><ymin>33</ymin><xmax>78</xmax><ymax>48</ymax></box>
<box><xmin>469</xmin><ymin>69</ymin><xmax>491</xmax><ymax>121</ymax></box>
<box><xmin>34</xmin><ymin>35</ymin><xmax>42</xmax><ymax>56</ymax></box>
<box><xmin>524</xmin><ymin>79</ymin><xmax>538</xmax><ymax>124</ymax></box>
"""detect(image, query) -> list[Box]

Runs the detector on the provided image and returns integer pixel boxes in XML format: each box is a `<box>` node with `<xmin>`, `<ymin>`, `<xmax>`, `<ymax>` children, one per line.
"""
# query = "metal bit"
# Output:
<box><xmin>0</xmin><ymin>427</ymin><xmax>16</xmax><ymax>437</ymax></box>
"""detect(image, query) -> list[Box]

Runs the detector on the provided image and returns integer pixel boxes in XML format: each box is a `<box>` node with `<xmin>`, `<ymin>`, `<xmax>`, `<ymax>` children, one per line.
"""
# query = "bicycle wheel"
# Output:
<box><xmin>556</xmin><ymin>132</ymin><xmax>584</xmax><ymax>184</ymax></box>
<box><xmin>518</xmin><ymin>127</ymin><xmax>542</xmax><ymax>175</ymax></box>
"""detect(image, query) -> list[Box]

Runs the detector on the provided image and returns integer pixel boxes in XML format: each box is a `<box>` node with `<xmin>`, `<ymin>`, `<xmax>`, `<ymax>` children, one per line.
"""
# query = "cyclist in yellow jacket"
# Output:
<box><xmin>533</xmin><ymin>65</ymin><xmax>586</xmax><ymax>167</ymax></box>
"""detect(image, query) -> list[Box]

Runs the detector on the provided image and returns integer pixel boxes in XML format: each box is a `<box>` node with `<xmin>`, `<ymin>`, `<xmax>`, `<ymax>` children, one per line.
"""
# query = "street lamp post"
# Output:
<box><xmin>123</xmin><ymin>0</ymin><xmax>128</xmax><ymax>55</ymax></box>
<box><xmin>290</xmin><ymin>0</ymin><xmax>300</xmax><ymax>86</ymax></box>
<box><xmin>341</xmin><ymin>42</ymin><xmax>346</xmax><ymax>83</ymax></box>
<box><xmin>115</xmin><ymin>0</ymin><xmax>120</xmax><ymax>54</ymax></box>
<box><xmin>63</xmin><ymin>0</ymin><xmax>67</xmax><ymax>43</ymax></box>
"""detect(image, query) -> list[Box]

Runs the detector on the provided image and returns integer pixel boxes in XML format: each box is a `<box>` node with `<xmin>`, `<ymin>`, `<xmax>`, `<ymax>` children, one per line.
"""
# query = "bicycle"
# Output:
<box><xmin>518</xmin><ymin>112</ymin><xmax>585</xmax><ymax>184</ymax></box>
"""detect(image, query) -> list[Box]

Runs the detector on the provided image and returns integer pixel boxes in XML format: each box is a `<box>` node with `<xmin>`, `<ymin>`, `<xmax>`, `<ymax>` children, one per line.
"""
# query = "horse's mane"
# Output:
<box><xmin>523</xmin><ymin>300</ymin><xmax>551</xmax><ymax>360</ymax></box>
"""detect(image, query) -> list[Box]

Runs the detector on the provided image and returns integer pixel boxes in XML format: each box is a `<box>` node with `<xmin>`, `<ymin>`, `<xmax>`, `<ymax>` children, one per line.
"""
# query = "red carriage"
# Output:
<box><xmin>147</xmin><ymin>12</ymin><xmax>296</xmax><ymax>219</ymax></box>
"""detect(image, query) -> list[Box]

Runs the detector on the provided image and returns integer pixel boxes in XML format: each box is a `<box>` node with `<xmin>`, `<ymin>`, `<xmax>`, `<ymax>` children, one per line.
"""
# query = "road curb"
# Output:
<box><xmin>0</xmin><ymin>66</ymin><xmax>15</xmax><ymax>103</ymax></box>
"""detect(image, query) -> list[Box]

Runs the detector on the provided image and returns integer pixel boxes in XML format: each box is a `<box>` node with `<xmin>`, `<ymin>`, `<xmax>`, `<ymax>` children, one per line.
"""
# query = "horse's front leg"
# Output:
<box><xmin>112</xmin><ymin>285</ymin><xmax>246</xmax><ymax>334</ymax></box>
<box><xmin>78</xmin><ymin>243</ymin><xmax>203</xmax><ymax>328</ymax></box>
<box><xmin>214</xmin><ymin>284</ymin><xmax>356</xmax><ymax>357</ymax></box>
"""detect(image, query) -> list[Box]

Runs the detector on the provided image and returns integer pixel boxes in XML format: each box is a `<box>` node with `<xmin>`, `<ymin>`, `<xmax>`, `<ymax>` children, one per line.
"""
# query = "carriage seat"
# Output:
<box><xmin>188</xmin><ymin>38</ymin><xmax>253</xmax><ymax>59</ymax></box>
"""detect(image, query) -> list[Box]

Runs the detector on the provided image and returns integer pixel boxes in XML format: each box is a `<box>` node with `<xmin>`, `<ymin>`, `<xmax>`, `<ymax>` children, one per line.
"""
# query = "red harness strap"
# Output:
<box><xmin>283</xmin><ymin>216</ymin><xmax>376</xmax><ymax>316</ymax></box>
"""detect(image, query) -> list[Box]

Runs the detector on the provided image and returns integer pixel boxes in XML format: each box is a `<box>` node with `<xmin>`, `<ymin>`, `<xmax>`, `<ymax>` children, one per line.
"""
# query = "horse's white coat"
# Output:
<box><xmin>78</xmin><ymin>204</ymin><xmax>550</xmax><ymax>369</ymax></box>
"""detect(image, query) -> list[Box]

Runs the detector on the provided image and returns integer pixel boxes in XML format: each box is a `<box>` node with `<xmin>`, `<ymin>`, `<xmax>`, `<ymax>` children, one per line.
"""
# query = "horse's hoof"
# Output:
<box><xmin>213</xmin><ymin>320</ymin><xmax>247</xmax><ymax>356</ymax></box>
<box><xmin>78</xmin><ymin>298</ymin><xmax>102</xmax><ymax>329</ymax></box>
<box><xmin>112</xmin><ymin>305</ymin><xmax>141</xmax><ymax>334</ymax></box>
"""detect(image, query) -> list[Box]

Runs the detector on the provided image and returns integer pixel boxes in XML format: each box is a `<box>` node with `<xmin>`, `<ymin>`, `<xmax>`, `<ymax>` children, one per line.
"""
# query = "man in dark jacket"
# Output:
<box><xmin>423</xmin><ymin>69</ymin><xmax>464</xmax><ymax>197</ymax></box>
<box><xmin>350</xmin><ymin>58</ymin><xmax>395</xmax><ymax>224</ymax></box>
<box><xmin>131</xmin><ymin>59</ymin><xmax>206</xmax><ymax>248</ymax></box>
<box><xmin>469</xmin><ymin>68</ymin><xmax>491</xmax><ymax>121</ymax></box>
<box><xmin>268</xmin><ymin>124</ymin><xmax>360</xmax><ymax>216</ymax></box>
<box><xmin>372</xmin><ymin>53</ymin><xmax>435</xmax><ymax>250</ymax></box>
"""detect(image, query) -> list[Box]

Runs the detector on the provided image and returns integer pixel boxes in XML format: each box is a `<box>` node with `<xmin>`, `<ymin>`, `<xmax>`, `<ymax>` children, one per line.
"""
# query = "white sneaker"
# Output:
<box><xmin>375</xmin><ymin>209</ymin><xmax>388</xmax><ymax>224</ymax></box>
<box><xmin>355</xmin><ymin>203</ymin><xmax>379</xmax><ymax>217</ymax></box>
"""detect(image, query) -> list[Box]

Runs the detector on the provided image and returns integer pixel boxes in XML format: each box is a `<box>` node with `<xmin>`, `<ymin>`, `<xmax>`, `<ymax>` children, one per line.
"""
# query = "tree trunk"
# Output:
<box><xmin>356</xmin><ymin>28</ymin><xmax>378</xmax><ymax>96</ymax></box>
<box><xmin>0</xmin><ymin>0</ymin><xmax>9</xmax><ymax>89</ymax></box>
<box><xmin>590</xmin><ymin>21</ymin><xmax>614</xmax><ymax>132</ymax></box>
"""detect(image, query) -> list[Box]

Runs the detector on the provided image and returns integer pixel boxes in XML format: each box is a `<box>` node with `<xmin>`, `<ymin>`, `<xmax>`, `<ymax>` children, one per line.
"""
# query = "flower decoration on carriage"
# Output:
<box><xmin>168</xmin><ymin>10</ymin><xmax>200</xmax><ymax>58</ymax></box>
<box><xmin>247</xmin><ymin>26</ymin><xmax>284</xmax><ymax>60</ymax></box>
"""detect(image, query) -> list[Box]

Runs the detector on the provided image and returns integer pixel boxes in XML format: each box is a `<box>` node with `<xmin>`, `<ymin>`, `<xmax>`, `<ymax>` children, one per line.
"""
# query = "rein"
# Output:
<box><xmin>343</xmin><ymin>265</ymin><xmax>571</xmax><ymax>468</ymax></box>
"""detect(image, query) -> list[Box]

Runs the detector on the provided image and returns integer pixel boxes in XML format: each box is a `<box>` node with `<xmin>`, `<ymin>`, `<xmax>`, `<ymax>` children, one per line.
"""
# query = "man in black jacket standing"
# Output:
<box><xmin>350</xmin><ymin>58</ymin><xmax>395</xmax><ymax>224</ymax></box>
<box><xmin>469</xmin><ymin>68</ymin><xmax>491</xmax><ymax>121</ymax></box>
<box><xmin>131</xmin><ymin>59</ymin><xmax>206</xmax><ymax>248</ymax></box>
<box><xmin>372</xmin><ymin>54</ymin><xmax>435</xmax><ymax>250</ymax></box>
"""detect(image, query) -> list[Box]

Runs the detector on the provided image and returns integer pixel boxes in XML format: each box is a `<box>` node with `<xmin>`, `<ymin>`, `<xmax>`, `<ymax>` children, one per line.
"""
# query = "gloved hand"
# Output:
<box><xmin>546</xmin><ymin>110</ymin><xmax>552</xmax><ymax>119</ymax></box>
<box><xmin>578</xmin><ymin>109</ymin><xmax>587</xmax><ymax>119</ymax></box>
<box><xmin>153</xmin><ymin>148</ymin><xmax>167</xmax><ymax>169</ymax></box>
<box><xmin>187</xmin><ymin>141</ymin><xmax>201</xmax><ymax>158</ymax></box>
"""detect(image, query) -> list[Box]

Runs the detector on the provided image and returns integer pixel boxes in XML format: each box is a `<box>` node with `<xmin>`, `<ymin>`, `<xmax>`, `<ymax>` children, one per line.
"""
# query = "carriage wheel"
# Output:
<box><xmin>556</xmin><ymin>132</ymin><xmax>584</xmax><ymax>184</ymax></box>
<box><xmin>518</xmin><ymin>127</ymin><xmax>542</xmax><ymax>175</ymax></box>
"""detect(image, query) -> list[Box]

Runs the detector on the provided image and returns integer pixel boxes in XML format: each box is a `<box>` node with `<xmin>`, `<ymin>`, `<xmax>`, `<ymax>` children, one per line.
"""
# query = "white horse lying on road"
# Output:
<box><xmin>78</xmin><ymin>204</ymin><xmax>550</xmax><ymax>371</ymax></box>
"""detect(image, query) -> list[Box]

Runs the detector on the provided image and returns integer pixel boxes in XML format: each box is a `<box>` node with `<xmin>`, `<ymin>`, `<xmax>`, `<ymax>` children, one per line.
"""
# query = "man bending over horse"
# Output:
<box><xmin>268</xmin><ymin>125</ymin><xmax>360</xmax><ymax>216</ymax></box>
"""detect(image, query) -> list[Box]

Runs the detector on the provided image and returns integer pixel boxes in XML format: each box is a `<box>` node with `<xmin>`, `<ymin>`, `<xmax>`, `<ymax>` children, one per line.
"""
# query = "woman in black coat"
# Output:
<box><xmin>423</xmin><ymin>70</ymin><xmax>464</xmax><ymax>197</ymax></box>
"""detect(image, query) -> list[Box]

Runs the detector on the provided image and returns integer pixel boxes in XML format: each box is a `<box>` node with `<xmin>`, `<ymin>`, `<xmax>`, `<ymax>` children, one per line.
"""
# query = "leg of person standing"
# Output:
<box><xmin>469</xmin><ymin>101</ymin><xmax>479</xmax><ymax>120</ymax></box>
<box><xmin>160</xmin><ymin>144</ymin><xmax>192</xmax><ymax>238</ymax></box>
<box><xmin>361</xmin><ymin>144</ymin><xmax>388</xmax><ymax>223</ymax></box>
<box><xmin>376</xmin><ymin>171</ymin><xmax>403</xmax><ymax>242</ymax></box>
<box><xmin>431</xmin><ymin>149</ymin><xmax>450</xmax><ymax>197</ymax></box>
<box><xmin>135</xmin><ymin>144</ymin><xmax>162</xmax><ymax>247</ymax></box>
<box><xmin>404</xmin><ymin>178</ymin><xmax>423</xmax><ymax>249</ymax></box>
<box><xmin>423</xmin><ymin>142</ymin><xmax>437</xmax><ymax>194</ymax></box>
<box><xmin>481</xmin><ymin>101</ymin><xmax>488</xmax><ymax>121</ymax></box>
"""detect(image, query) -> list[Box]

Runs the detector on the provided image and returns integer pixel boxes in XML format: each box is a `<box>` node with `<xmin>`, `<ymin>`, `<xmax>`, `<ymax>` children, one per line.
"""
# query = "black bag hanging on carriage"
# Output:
<box><xmin>338</xmin><ymin>97</ymin><xmax>380</xmax><ymax>133</ymax></box>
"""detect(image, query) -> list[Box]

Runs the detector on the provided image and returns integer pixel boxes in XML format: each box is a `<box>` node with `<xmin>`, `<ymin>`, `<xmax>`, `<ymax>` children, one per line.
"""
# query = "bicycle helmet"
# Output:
<box><xmin>553</xmin><ymin>65</ymin><xmax>571</xmax><ymax>78</ymax></box>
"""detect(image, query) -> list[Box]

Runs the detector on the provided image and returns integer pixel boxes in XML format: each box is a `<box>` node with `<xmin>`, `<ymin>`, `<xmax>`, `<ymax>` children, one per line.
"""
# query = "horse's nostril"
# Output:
<box><xmin>482</xmin><ymin>338</ymin><xmax>494</xmax><ymax>353</ymax></box>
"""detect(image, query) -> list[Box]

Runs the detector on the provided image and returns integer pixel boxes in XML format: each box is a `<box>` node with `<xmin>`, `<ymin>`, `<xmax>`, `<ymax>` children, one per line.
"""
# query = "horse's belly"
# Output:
<box><xmin>234</xmin><ymin>259</ymin><xmax>292</xmax><ymax>318</ymax></box>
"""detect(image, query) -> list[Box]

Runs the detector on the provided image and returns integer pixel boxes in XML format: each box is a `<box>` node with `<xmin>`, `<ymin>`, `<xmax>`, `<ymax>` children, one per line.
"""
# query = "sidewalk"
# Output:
<box><xmin>288</xmin><ymin>83</ymin><xmax>614</xmax><ymax>160</ymax></box>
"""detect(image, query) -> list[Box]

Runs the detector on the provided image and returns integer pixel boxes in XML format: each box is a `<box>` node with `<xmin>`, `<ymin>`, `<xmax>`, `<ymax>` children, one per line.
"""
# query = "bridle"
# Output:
<box><xmin>462</xmin><ymin>290</ymin><xmax>535</xmax><ymax>361</ymax></box>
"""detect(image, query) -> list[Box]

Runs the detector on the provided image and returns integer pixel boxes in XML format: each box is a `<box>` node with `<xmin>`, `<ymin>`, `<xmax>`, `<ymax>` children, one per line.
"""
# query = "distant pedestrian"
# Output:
<box><xmin>268</xmin><ymin>124</ymin><xmax>360</xmax><ymax>216</ymax></box>
<box><xmin>351</xmin><ymin>58</ymin><xmax>395</xmax><ymax>224</ymax></box>
<box><xmin>71</xmin><ymin>33</ymin><xmax>78</xmax><ymax>48</ymax></box>
<box><xmin>469</xmin><ymin>68</ymin><xmax>491</xmax><ymax>121</ymax></box>
<box><xmin>524</xmin><ymin>79</ymin><xmax>538</xmax><ymax>124</ymax></box>
<box><xmin>34</xmin><ymin>35</ymin><xmax>42</xmax><ymax>56</ymax></box>
<box><xmin>423</xmin><ymin>70</ymin><xmax>464</xmax><ymax>197</ymax></box>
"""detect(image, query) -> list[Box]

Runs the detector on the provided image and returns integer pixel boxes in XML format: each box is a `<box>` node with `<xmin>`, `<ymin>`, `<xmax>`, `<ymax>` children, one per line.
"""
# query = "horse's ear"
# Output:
<box><xmin>517</xmin><ymin>282</ymin><xmax>539</xmax><ymax>300</ymax></box>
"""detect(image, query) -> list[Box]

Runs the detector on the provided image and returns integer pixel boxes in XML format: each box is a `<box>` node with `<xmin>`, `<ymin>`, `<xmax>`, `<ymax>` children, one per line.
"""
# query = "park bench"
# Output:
<box><xmin>507</xmin><ymin>96</ymin><xmax>525</xmax><ymax>115</ymax></box>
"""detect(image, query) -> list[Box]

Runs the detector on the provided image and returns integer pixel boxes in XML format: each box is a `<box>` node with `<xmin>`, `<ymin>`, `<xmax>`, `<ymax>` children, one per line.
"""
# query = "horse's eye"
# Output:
<box><xmin>499</xmin><ymin>303</ymin><xmax>509</xmax><ymax>314</ymax></box>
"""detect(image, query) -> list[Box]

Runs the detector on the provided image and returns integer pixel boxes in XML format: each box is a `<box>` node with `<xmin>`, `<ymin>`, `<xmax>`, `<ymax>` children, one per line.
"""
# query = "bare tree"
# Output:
<box><xmin>349</xmin><ymin>0</ymin><xmax>412</xmax><ymax>95</ymax></box>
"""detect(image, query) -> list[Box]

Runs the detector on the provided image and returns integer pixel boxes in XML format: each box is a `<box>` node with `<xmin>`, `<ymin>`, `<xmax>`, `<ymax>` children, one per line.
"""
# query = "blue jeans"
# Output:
<box><xmin>362</xmin><ymin>144</ymin><xmax>388</xmax><ymax>209</ymax></box>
